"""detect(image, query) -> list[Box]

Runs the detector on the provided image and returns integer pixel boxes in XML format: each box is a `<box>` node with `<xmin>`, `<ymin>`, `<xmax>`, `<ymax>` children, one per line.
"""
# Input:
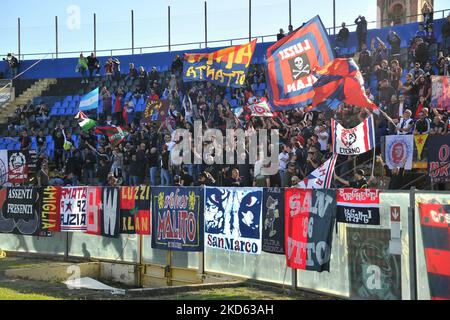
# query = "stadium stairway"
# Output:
<box><xmin>0</xmin><ymin>78</ymin><xmax>57</xmax><ymax>125</ymax></box>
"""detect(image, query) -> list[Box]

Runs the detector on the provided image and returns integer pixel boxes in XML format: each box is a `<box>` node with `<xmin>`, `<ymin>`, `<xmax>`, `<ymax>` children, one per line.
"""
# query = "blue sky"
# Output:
<box><xmin>0</xmin><ymin>0</ymin><xmax>448</xmax><ymax>59</ymax></box>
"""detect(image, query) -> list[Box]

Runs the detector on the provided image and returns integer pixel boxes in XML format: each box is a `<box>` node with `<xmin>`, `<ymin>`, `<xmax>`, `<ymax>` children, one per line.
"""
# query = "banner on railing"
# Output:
<box><xmin>431</xmin><ymin>76</ymin><xmax>450</xmax><ymax>111</ymax></box>
<box><xmin>336</xmin><ymin>189</ymin><xmax>380</xmax><ymax>225</ymax></box>
<box><xmin>428</xmin><ymin>135</ymin><xmax>450</xmax><ymax>183</ymax></box>
<box><xmin>0</xmin><ymin>150</ymin><xmax>30</xmax><ymax>185</ymax></box>
<box><xmin>284</xmin><ymin>189</ymin><xmax>336</xmax><ymax>272</ymax></box>
<box><xmin>183</xmin><ymin>40</ymin><xmax>257</xmax><ymax>88</ymax></box>
<box><xmin>385</xmin><ymin>135</ymin><xmax>414</xmax><ymax>170</ymax></box>
<box><xmin>120</xmin><ymin>186</ymin><xmax>151</xmax><ymax>235</ymax></box>
<box><xmin>205</xmin><ymin>187</ymin><xmax>263</xmax><ymax>254</ymax></box>
<box><xmin>347</xmin><ymin>227</ymin><xmax>402</xmax><ymax>300</ymax></box>
<box><xmin>0</xmin><ymin>187</ymin><xmax>49</xmax><ymax>236</ymax></box>
<box><xmin>61</xmin><ymin>187</ymin><xmax>87</xmax><ymax>232</ymax></box>
<box><xmin>262</xmin><ymin>188</ymin><xmax>285</xmax><ymax>255</ymax></box>
<box><xmin>418</xmin><ymin>202</ymin><xmax>450</xmax><ymax>300</ymax></box>
<box><xmin>152</xmin><ymin>187</ymin><xmax>203</xmax><ymax>251</ymax></box>
<box><xmin>39</xmin><ymin>186</ymin><xmax>62</xmax><ymax>232</ymax></box>
<box><xmin>86</xmin><ymin>187</ymin><xmax>102</xmax><ymax>235</ymax></box>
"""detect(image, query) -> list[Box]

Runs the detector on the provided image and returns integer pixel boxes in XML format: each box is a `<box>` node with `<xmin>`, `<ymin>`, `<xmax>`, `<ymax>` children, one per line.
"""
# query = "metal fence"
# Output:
<box><xmin>2</xmin><ymin>4</ymin><xmax>449</xmax><ymax>61</ymax></box>
<box><xmin>0</xmin><ymin>188</ymin><xmax>447</xmax><ymax>300</ymax></box>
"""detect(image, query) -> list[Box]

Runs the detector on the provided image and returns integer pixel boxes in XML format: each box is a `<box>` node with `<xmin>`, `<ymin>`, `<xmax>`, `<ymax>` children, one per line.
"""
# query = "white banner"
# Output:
<box><xmin>385</xmin><ymin>135</ymin><xmax>414</xmax><ymax>170</ymax></box>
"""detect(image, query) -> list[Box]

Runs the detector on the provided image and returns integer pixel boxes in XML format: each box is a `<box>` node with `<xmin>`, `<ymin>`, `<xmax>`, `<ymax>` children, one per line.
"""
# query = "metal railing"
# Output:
<box><xmin>324</xmin><ymin>8</ymin><xmax>450</xmax><ymax>35</ymax></box>
<box><xmin>2</xmin><ymin>8</ymin><xmax>448</xmax><ymax>61</ymax></box>
<box><xmin>0</xmin><ymin>80</ymin><xmax>13</xmax><ymax>109</ymax></box>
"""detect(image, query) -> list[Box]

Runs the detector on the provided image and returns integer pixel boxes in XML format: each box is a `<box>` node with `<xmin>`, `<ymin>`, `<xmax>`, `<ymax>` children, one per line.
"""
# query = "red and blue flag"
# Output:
<box><xmin>266</xmin><ymin>16</ymin><xmax>334</xmax><ymax>111</ymax></box>
<box><xmin>310</xmin><ymin>58</ymin><xmax>378</xmax><ymax>111</ymax></box>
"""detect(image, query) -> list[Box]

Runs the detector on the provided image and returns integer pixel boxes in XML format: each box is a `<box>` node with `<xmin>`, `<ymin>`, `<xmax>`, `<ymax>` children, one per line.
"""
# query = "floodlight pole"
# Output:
<box><xmin>131</xmin><ymin>10</ymin><xmax>135</xmax><ymax>55</ymax></box>
<box><xmin>94</xmin><ymin>13</ymin><xmax>97</xmax><ymax>55</ymax></box>
<box><xmin>289</xmin><ymin>0</ymin><xmax>292</xmax><ymax>27</ymax></box>
<box><xmin>55</xmin><ymin>16</ymin><xmax>59</xmax><ymax>59</ymax></box>
<box><xmin>168</xmin><ymin>6</ymin><xmax>171</xmax><ymax>52</ymax></box>
<box><xmin>204</xmin><ymin>1</ymin><xmax>208</xmax><ymax>48</ymax></box>
<box><xmin>18</xmin><ymin>18</ymin><xmax>21</xmax><ymax>60</ymax></box>
<box><xmin>249</xmin><ymin>0</ymin><xmax>252</xmax><ymax>42</ymax></box>
<box><xmin>333</xmin><ymin>0</ymin><xmax>336</xmax><ymax>35</ymax></box>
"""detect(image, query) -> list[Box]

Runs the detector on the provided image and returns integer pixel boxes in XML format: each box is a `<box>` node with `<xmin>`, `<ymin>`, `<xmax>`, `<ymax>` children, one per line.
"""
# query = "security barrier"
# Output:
<box><xmin>0</xmin><ymin>188</ymin><xmax>448</xmax><ymax>300</ymax></box>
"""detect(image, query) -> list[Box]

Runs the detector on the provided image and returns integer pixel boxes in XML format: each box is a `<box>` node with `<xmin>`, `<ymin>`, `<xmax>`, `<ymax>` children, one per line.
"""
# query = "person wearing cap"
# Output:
<box><xmin>334</xmin><ymin>169</ymin><xmax>371</xmax><ymax>189</ymax></box>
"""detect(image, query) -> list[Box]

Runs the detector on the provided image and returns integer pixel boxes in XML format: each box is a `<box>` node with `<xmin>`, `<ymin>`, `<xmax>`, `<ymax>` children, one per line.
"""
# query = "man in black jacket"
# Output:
<box><xmin>337</xmin><ymin>23</ymin><xmax>350</xmax><ymax>47</ymax></box>
<box><xmin>355</xmin><ymin>15</ymin><xmax>368</xmax><ymax>51</ymax></box>
<box><xmin>53</xmin><ymin>126</ymin><xmax>65</xmax><ymax>171</ymax></box>
<box><xmin>377</xmin><ymin>156</ymin><xmax>407</xmax><ymax>190</ymax></box>
<box><xmin>87</xmin><ymin>53</ymin><xmax>100</xmax><ymax>80</ymax></box>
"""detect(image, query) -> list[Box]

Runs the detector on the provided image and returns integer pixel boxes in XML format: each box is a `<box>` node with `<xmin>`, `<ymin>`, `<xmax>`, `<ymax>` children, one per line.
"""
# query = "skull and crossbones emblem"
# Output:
<box><xmin>292</xmin><ymin>56</ymin><xmax>310</xmax><ymax>79</ymax></box>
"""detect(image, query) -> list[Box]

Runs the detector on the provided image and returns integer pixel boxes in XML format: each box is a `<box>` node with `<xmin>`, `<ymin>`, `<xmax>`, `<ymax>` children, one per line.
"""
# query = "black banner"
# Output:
<box><xmin>262</xmin><ymin>188</ymin><xmax>285</xmax><ymax>255</ymax></box>
<box><xmin>0</xmin><ymin>187</ymin><xmax>49</xmax><ymax>236</ymax></box>
<box><xmin>428</xmin><ymin>134</ymin><xmax>450</xmax><ymax>183</ymax></box>
<box><xmin>336</xmin><ymin>189</ymin><xmax>380</xmax><ymax>226</ymax></box>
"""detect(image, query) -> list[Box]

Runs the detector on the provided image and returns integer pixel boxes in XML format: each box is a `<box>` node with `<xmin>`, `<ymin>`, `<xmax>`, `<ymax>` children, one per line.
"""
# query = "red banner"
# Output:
<box><xmin>85</xmin><ymin>187</ymin><xmax>102</xmax><ymax>236</ymax></box>
<box><xmin>120</xmin><ymin>186</ymin><xmax>151</xmax><ymax>235</ymax></box>
<box><xmin>284</xmin><ymin>188</ymin><xmax>336</xmax><ymax>272</ymax></box>
<box><xmin>418</xmin><ymin>203</ymin><xmax>450</xmax><ymax>300</ymax></box>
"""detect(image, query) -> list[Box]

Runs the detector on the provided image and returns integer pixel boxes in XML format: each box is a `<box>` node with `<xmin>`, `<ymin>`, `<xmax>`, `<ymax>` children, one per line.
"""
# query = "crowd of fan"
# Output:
<box><xmin>7</xmin><ymin>12</ymin><xmax>450</xmax><ymax>190</ymax></box>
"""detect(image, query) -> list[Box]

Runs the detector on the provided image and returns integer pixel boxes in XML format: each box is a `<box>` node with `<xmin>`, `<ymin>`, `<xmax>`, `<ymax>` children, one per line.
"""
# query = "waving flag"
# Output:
<box><xmin>298</xmin><ymin>154</ymin><xmax>338</xmax><ymax>189</ymax></box>
<box><xmin>96</xmin><ymin>126</ymin><xmax>126</xmax><ymax>147</ymax></box>
<box><xmin>310</xmin><ymin>58</ymin><xmax>377</xmax><ymax>111</ymax></box>
<box><xmin>79</xmin><ymin>88</ymin><xmax>99</xmax><ymax>111</ymax></box>
<box><xmin>266</xmin><ymin>16</ymin><xmax>334</xmax><ymax>111</ymax></box>
<box><xmin>331</xmin><ymin>115</ymin><xmax>375</xmax><ymax>155</ymax></box>
<box><xmin>247</xmin><ymin>100</ymin><xmax>274</xmax><ymax>117</ymax></box>
<box><xmin>184</xmin><ymin>40</ymin><xmax>257</xmax><ymax>88</ymax></box>
<box><xmin>75</xmin><ymin>111</ymin><xmax>96</xmax><ymax>132</ymax></box>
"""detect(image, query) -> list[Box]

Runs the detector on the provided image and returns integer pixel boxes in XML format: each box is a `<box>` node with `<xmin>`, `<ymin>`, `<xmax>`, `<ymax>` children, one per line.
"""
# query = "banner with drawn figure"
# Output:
<box><xmin>262</xmin><ymin>188</ymin><xmax>285</xmax><ymax>255</ymax></box>
<box><xmin>385</xmin><ymin>135</ymin><xmax>414</xmax><ymax>170</ymax></box>
<box><xmin>85</xmin><ymin>187</ymin><xmax>102</xmax><ymax>236</ymax></box>
<box><xmin>266</xmin><ymin>16</ymin><xmax>334</xmax><ymax>111</ymax></box>
<box><xmin>183</xmin><ymin>40</ymin><xmax>257</xmax><ymax>88</ymax></box>
<box><xmin>431</xmin><ymin>76</ymin><xmax>450</xmax><ymax>111</ymax></box>
<box><xmin>336</xmin><ymin>189</ymin><xmax>380</xmax><ymax>226</ymax></box>
<box><xmin>120</xmin><ymin>186</ymin><xmax>151</xmax><ymax>235</ymax></box>
<box><xmin>347</xmin><ymin>228</ymin><xmax>402</xmax><ymax>300</ymax></box>
<box><xmin>101</xmin><ymin>187</ymin><xmax>120</xmax><ymax>238</ymax></box>
<box><xmin>418</xmin><ymin>202</ymin><xmax>450</xmax><ymax>300</ymax></box>
<box><xmin>151</xmin><ymin>187</ymin><xmax>203</xmax><ymax>251</ymax></box>
<box><xmin>0</xmin><ymin>150</ymin><xmax>8</xmax><ymax>185</ymax></box>
<box><xmin>284</xmin><ymin>189</ymin><xmax>336</xmax><ymax>272</ymax></box>
<box><xmin>0</xmin><ymin>187</ymin><xmax>47</xmax><ymax>236</ymax></box>
<box><xmin>428</xmin><ymin>134</ymin><xmax>450</xmax><ymax>183</ymax></box>
<box><xmin>205</xmin><ymin>187</ymin><xmax>263</xmax><ymax>255</ymax></box>
<box><xmin>39</xmin><ymin>186</ymin><xmax>62</xmax><ymax>233</ymax></box>
<box><xmin>141</xmin><ymin>99</ymin><xmax>170</xmax><ymax>124</ymax></box>
<box><xmin>331</xmin><ymin>115</ymin><xmax>376</xmax><ymax>155</ymax></box>
<box><xmin>7</xmin><ymin>150</ymin><xmax>29</xmax><ymax>184</ymax></box>
<box><xmin>60</xmin><ymin>187</ymin><xmax>87</xmax><ymax>232</ymax></box>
